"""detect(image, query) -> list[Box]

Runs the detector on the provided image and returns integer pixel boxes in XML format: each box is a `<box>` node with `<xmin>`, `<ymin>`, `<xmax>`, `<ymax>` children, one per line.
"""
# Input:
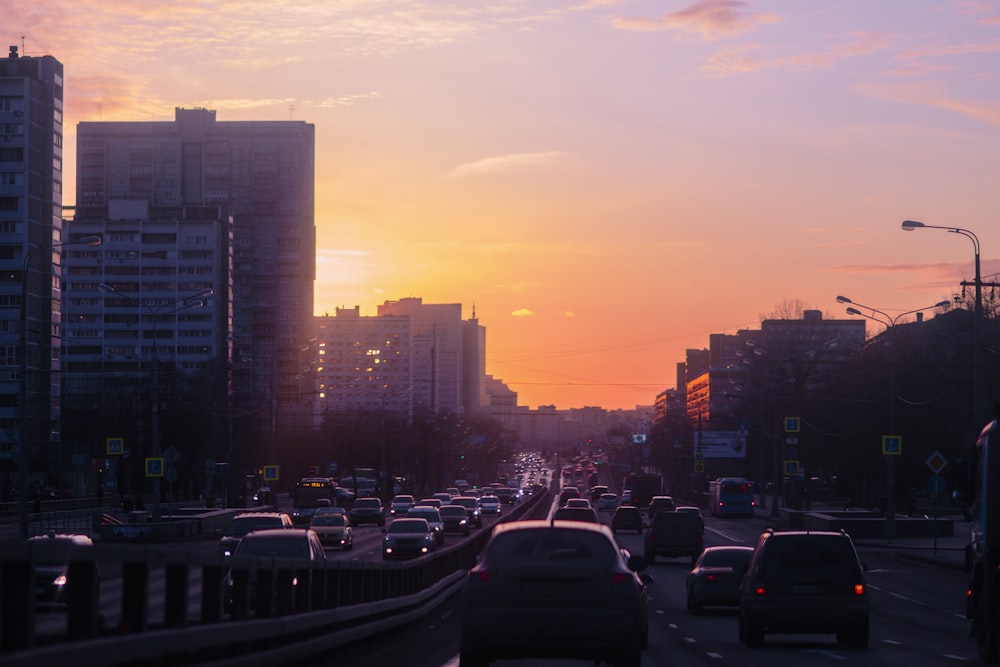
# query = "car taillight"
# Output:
<box><xmin>706</xmin><ymin>574</ymin><xmax>715</xmax><ymax>583</ymax></box>
<box><xmin>854</xmin><ymin>583</ymin><xmax>865</xmax><ymax>595</ymax></box>
<box><xmin>471</xmin><ymin>568</ymin><xmax>489</xmax><ymax>582</ymax></box>
<box><xmin>753</xmin><ymin>583</ymin><xmax>767</xmax><ymax>596</ymax></box>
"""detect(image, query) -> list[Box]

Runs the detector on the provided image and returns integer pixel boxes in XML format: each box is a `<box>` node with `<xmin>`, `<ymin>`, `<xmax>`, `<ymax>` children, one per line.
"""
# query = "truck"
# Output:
<box><xmin>965</xmin><ymin>416</ymin><xmax>1000</xmax><ymax>662</ymax></box>
<box><xmin>622</xmin><ymin>472</ymin><xmax>663</xmax><ymax>508</ymax></box>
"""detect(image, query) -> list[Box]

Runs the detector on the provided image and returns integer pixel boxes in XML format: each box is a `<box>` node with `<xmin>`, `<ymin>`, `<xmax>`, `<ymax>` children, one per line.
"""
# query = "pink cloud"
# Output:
<box><xmin>613</xmin><ymin>0</ymin><xmax>781</xmax><ymax>40</ymax></box>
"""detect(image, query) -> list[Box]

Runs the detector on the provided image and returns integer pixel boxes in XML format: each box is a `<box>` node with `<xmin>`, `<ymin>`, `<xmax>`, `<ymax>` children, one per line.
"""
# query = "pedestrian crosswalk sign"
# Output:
<box><xmin>146</xmin><ymin>457</ymin><xmax>164</xmax><ymax>477</ymax></box>
<box><xmin>106</xmin><ymin>437</ymin><xmax>124</xmax><ymax>455</ymax></box>
<box><xmin>882</xmin><ymin>435</ymin><xmax>902</xmax><ymax>456</ymax></box>
<box><xmin>263</xmin><ymin>465</ymin><xmax>280</xmax><ymax>481</ymax></box>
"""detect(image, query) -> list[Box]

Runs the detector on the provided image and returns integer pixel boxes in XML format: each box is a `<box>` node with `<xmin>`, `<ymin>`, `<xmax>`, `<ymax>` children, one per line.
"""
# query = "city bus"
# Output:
<box><xmin>708</xmin><ymin>477</ymin><xmax>756</xmax><ymax>517</ymax></box>
<box><xmin>291</xmin><ymin>476</ymin><xmax>338</xmax><ymax>525</ymax></box>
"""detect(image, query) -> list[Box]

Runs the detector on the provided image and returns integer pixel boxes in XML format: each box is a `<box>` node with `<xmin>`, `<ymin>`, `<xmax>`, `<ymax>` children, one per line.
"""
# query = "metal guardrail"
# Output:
<box><xmin>0</xmin><ymin>487</ymin><xmax>550</xmax><ymax>666</ymax></box>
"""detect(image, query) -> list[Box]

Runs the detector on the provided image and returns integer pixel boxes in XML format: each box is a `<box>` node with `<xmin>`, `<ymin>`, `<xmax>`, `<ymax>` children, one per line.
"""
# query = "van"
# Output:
<box><xmin>644</xmin><ymin>508</ymin><xmax>704</xmax><ymax>565</ymax></box>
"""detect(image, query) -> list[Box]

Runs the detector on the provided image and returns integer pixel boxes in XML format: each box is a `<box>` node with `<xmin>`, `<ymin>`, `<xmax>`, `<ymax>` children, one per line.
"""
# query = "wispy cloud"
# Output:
<box><xmin>317</xmin><ymin>92</ymin><xmax>384</xmax><ymax>108</ymax></box>
<box><xmin>512</xmin><ymin>308</ymin><xmax>535</xmax><ymax>317</ymax></box>
<box><xmin>856</xmin><ymin>81</ymin><xmax>1000</xmax><ymax>127</ymax></box>
<box><xmin>612</xmin><ymin>0</ymin><xmax>781</xmax><ymax>40</ymax></box>
<box><xmin>447</xmin><ymin>151</ymin><xmax>578</xmax><ymax>178</ymax></box>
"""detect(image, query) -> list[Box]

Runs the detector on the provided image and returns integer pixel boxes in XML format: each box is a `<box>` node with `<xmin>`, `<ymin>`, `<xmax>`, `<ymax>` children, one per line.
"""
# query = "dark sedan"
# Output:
<box><xmin>686</xmin><ymin>545</ymin><xmax>754</xmax><ymax>613</ymax></box>
<box><xmin>460</xmin><ymin>520</ymin><xmax>651</xmax><ymax>667</ymax></box>
<box><xmin>382</xmin><ymin>518</ymin><xmax>436</xmax><ymax>560</ymax></box>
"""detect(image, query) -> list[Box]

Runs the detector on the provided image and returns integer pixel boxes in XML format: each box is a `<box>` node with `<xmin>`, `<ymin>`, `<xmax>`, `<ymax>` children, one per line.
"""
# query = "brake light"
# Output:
<box><xmin>753</xmin><ymin>583</ymin><xmax>767</xmax><ymax>596</ymax></box>
<box><xmin>854</xmin><ymin>583</ymin><xmax>865</xmax><ymax>596</ymax></box>
<box><xmin>471</xmin><ymin>568</ymin><xmax>489</xmax><ymax>582</ymax></box>
<box><xmin>706</xmin><ymin>574</ymin><xmax>715</xmax><ymax>583</ymax></box>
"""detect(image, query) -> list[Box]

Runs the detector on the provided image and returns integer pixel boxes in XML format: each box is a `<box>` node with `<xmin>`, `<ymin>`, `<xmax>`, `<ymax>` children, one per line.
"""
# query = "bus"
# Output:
<box><xmin>291</xmin><ymin>476</ymin><xmax>338</xmax><ymax>525</ymax></box>
<box><xmin>708</xmin><ymin>477</ymin><xmax>756</xmax><ymax>517</ymax></box>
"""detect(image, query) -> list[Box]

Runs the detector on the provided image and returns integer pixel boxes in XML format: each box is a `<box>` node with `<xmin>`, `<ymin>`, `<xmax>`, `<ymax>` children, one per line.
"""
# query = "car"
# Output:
<box><xmin>611</xmin><ymin>505</ymin><xmax>644</xmax><ymax>534</ymax></box>
<box><xmin>389</xmin><ymin>494</ymin><xmax>416</xmax><ymax>516</ymax></box>
<box><xmin>644</xmin><ymin>507</ymin><xmax>704</xmax><ymax>565</ymax></box>
<box><xmin>565</xmin><ymin>497</ymin><xmax>592</xmax><ymax>509</ymax></box>
<box><xmin>597</xmin><ymin>493</ymin><xmax>620</xmax><ymax>511</ymax></box>
<box><xmin>552</xmin><ymin>506</ymin><xmax>601</xmax><ymax>524</ymax></box>
<box><xmin>432</xmin><ymin>492</ymin><xmax>454</xmax><ymax>505</ymax></box>
<box><xmin>218</xmin><ymin>511</ymin><xmax>294</xmax><ymax>558</ymax></box>
<box><xmin>646</xmin><ymin>495</ymin><xmax>677</xmax><ymax>519</ymax></box>
<box><xmin>685</xmin><ymin>545</ymin><xmax>754</xmax><ymax>613</ymax></box>
<box><xmin>738</xmin><ymin>528</ymin><xmax>869</xmax><ymax>649</ymax></box>
<box><xmin>439</xmin><ymin>504</ymin><xmax>472</xmax><ymax>535</ymax></box>
<box><xmin>309</xmin><ymin>512</ymin><xmax>353</xmax><ymax>549</ymax></box>
<box><xmin>449</xmin><ymin>496</ymin><xmax>483</xmax><ymax>527</ymax></box>
<box><xmin>225</xmin><ymin>528</ymin><xmax>326</xmax><ymax>614</ymax></box>
<box><xmin>314</xmin><ymin>505</ymin><xmax>347</xmax><ymax>516</ymax></box>
<box><xmin>28</xmin><ymin>532</ymin><xmax>100</xmax><ymax>606</ymax></box>
<box><xmin>478</xmin><ymin>495</ymin><xmax>501</xmax><ymax>516</ymax></box>
<box><xmin>558</xmin><ymin>486</ymin><xmax>581</xmax><ymax>506</ymax></box>
<box><xmin>445</xmin><ymin>487</ymin><xmax>462</xmax><ymax>498</ymax></box>
<box><xmin>348</xmin><ymin>497</ymin><xmax>386</xmax><ymax>527</ymax></box>
<box><xmin>494</xmin><ymin>487</ymin><xmax>518</xmax><ymax>504</ymax></box>
<box><xmin>406</xmin><ymin>506</ymin><xmax>445</xmax><ymax>545</ymax></box>
<box><xmin>382</xmin><ymin>517</ymin><xmax>436</xmax><ymax>560</ymax></box>
<box><xmin>417</xmin><ymin>497</ymin><xmax>443</xmax><ymax>509</ymax></box>
<box><xmin>620</xmin><ymin>489</ymin><xmax>633</xmax><ymax>505</ymax></box>
<box><xmin>674</xmin><ymin>505</ymin><xmax>705</xmax><ymax>532</ymax></box>
<box><xmin>589</xmin><ymin>484</ymin><xmax>610</xmax><ymax>503</ymax></box>
<box><xmin>459</xmin><ymin>520</ymin><xmax>651</xmax><ymax>667</ymax></box>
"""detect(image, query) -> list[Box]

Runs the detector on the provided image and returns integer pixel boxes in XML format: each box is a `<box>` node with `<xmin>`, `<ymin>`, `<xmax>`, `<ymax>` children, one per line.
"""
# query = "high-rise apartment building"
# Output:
<box><xmin>71</xmin><ymin>107</ymin><xmax>315</xmax><ymax>471</ymax></box>
<box><xmin>0</xmin><ymin>47</ymin><xmax>65</xmax><ymax>488</ymax></box>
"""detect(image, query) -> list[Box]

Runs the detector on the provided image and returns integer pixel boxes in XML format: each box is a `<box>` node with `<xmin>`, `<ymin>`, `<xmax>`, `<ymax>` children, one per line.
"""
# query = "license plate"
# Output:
<box><xmin>792</xmin><ymin>584</ymin><xmax>818</xmax><ymax>594</ymax></box>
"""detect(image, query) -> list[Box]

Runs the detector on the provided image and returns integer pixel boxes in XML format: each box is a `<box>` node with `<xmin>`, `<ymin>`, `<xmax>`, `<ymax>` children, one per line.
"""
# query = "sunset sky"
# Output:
<box><xmin>11</xmin><ymin>1</ymin><xmax>1000</xmax><ymax>410</ymax></box>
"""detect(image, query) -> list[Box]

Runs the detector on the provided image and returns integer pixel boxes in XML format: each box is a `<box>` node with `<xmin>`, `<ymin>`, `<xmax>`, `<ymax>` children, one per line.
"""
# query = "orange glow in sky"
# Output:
<box><xmin>10</xmin><ymin>1</ymin><xmax>1000</xmax><ymax>410</ymax></box>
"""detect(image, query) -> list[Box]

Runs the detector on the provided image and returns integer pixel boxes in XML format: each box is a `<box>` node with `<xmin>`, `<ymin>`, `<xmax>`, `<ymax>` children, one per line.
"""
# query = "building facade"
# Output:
<box><xmin>0</xmin><ymin>47</ymin><xmax>65</xmax><ymax>489</ymax></box>
<box><xmin>72</xmin><ymin>107</ymin><xmax>315</xmax><ymax>473</ymax></box>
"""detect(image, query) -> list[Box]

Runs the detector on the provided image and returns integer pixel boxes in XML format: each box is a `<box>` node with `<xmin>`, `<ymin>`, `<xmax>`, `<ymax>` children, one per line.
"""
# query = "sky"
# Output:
<box><xmin>9</xmin><ymin>0</ymin><xmax>1000</xmax><ymax>411</ymax></box>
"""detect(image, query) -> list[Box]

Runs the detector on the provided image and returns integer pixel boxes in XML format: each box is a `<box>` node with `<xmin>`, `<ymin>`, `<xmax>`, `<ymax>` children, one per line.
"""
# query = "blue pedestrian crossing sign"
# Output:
<box><xmin>784</xmin><ymin>460</ymin><xmax>800</xmax><ymax>476</ymax></box>
<box><xmin>106</xmin><ymin>437</ymin><xmax>124</xmax><ymax>456</ymax></box>
<box><xmin>146</xmin><ymin>457</ymin><xmax>165</xmax><ymax>478</ymax></box>
<box><xmin>882</xmin><ymin>435</ymin><xmax>902</xmax><ymax>456</ymax></box>
<box><xmin>263</xmin><ymin>465</ymin><xmax>280</xmax><ymax>482</ymax></box>
<box><xmin>784</xmin><ymin>417</ymin><xmax>800</xmax><ymax>433</ymax></box>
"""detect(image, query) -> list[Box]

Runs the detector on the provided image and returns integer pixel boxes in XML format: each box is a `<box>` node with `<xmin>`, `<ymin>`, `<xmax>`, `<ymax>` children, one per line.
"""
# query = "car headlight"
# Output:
<box><xmin>53</xmin><ymin>574</ymin><xmax>67</xmax><ymax>587</ymax></box>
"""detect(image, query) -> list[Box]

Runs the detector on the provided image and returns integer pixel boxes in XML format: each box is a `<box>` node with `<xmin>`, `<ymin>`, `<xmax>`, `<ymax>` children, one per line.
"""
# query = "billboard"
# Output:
<box><xmin>695</xmin><ymin>431</ymin><xmax>747</xmax><ymax>459</ymax></box>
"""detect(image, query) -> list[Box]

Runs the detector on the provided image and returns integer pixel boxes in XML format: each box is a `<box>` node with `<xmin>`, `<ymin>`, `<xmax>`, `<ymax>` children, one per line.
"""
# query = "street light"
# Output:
<box><xmin>838</xmin><ymin>295</ymin><xmax>949</xmax><ymax>540</ymax></box>
<box><xmin>98</xmin><ymin>283</ymin><xmax>213</xmax><ymax>522</ymax></box>
<box><xmin>901</xmin><ymin>220</ymin><xmax>984</xmax><ymax>426</ymax></box>
<box><xmin>18</xmin><ymin>235</ymin><xmax>103</xmax><ymax>539</ymax></box>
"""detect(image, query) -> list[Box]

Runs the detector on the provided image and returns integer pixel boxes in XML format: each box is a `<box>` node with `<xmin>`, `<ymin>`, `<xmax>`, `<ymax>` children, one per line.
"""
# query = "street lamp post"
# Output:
<box><xmin>901</xmin><ymin>220</ymin><xmax>984</xmax><ymax>426</ymax></box>
<box><xmin>18</xmin><ymin>235</ymin><xmax>103</xmax><ymax>539</ymax></box>
<box><xmin>837</xmin><ymin>295</ymin><xmax>949</xmax><ymax>540</ymax></box>
<box><xmin>98</xmin><ymin>283</ymin><xmax>213</xmax><ymax>522</ymax></box>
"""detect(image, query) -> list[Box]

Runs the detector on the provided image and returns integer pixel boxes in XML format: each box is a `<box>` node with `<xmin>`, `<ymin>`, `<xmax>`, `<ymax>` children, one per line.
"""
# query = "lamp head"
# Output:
<box><xmin>98</xmin><ymin>283</ymin><xmax>115</xmax><ymax>293</ymax></box>
<box><xmin>934</xmin><ymin>300</ymin><xmax>950</xmax><ymax>309</ymax></box>
<box><xmin>901</xmin><ymin>220</ymin><xmax>925</xmax><ymax>231</ymax></box>
<box><xmin>846</xmin><ymin>307</ymin><xmax>863</xmax><ymax>316</ymax></box>
<box><xmin>80</xmin><ymin>235</ymin><xmax>103</xmax><ymax>247</ymax></box>
<box><xmin>836</xmin><ymin>295</ymin><xmax>852</xmax><ymax>304</ymax></box>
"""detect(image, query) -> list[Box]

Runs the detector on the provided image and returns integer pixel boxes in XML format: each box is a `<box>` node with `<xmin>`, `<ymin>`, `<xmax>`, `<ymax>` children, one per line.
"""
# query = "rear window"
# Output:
<box><xmin>237</xmin><ymin>537</ymin><xmax>309</xmax><ymax>558</ymax></box>
<box><xmin>761</xmin><ymin>536</ymin><xmax>859</xmax><ymax>579</ymax></box>
<box><xmin>226</xmin><ymin>516</ymin><xmax>284</xmax><ymax>536</ymax></box>
<box><xmin>488</xmin><ymin>528</ymin><xmax>616</xmax><ymax>566</ymax></box>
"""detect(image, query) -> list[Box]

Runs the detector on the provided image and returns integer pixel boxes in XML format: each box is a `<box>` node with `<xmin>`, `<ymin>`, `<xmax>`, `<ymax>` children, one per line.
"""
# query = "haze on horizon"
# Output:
<box><xmin>10</xmin><ymin>0</ymin><xmax>1000</xmax><ymax>410</ymax></box>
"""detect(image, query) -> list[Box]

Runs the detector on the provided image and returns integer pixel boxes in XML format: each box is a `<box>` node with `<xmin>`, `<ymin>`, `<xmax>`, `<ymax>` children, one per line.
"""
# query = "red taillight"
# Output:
<box><xmin>706</xmin><ymin>574</ymin><xmax>715</xmax><ymax>582</ymax></box>
<box><xmin>753</xmin><ymin>583</ymin><xmax>766</xmax><ymax>596</ymax></box>
<box><xmin>470</xmin><ymin>569</ymin><xmax>489</xmax><ymax>582</ymax></box>
<box><xmin>854</xmin><ymin>583</ymin><xmax>865</xmax><ymax>596</ymax></box>
<box><xmin>612</xmin><ymin>572</ymin><xmax>627</xmax><ymax>584</ymax></box>
<box><xmin>968</xmin><ymin>588</ymin><xmax>973</xmax><ymax>598</ymax></box>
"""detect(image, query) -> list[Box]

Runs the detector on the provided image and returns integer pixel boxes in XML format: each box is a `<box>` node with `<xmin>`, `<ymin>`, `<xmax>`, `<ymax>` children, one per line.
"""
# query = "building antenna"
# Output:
<box><xmin>289</xmin><ymin>104</ymin><xmax>295</xmax><ymax>120</ymax></box>
<box><xmin>21</xmin><ymin>35</ymin><xmax>25</xmax><ymax>54</ymax></box>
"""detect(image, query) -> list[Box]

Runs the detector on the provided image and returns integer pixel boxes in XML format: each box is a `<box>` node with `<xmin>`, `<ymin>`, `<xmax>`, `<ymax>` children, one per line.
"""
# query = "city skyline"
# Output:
<box><xmin>9</xmin><ymin>0</ymin><xmax>1000</xmax><ymax>410</ymax></box>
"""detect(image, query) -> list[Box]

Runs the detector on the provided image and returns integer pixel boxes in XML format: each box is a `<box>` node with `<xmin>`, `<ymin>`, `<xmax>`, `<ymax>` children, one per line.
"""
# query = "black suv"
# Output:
<box><xmin>644</xmin><ymin>506</ymin><xmax>703</xmax><ymax>564</ymax></box>
<box><xmin>348</xmin><ymin>497</ymin><xmax>386</xmax><ymax>527</ymax></box>
<box><xmin>737</xmin><ymin>529</ymin><xmax>869</xmax><ymax>649</ymax></box>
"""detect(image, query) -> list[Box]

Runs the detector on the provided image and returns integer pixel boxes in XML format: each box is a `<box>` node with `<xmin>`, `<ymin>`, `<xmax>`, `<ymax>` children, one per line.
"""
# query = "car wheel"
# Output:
<box><xmin>687</xmin><ymin>588</ymin><xmax>702</xmax><ymax>614</ymax></box>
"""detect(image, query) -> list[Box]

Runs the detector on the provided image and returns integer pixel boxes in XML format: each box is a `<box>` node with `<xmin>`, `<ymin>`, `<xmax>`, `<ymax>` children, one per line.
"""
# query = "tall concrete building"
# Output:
<box><xmin>71</xmin><ymin>107</ymin><xmax>315</xmax><ymax>472</ymax></box>
<box><xmin>0</xmin><ymin>47</ymin><xmax>66</xmax><ymax>490</ymax></box>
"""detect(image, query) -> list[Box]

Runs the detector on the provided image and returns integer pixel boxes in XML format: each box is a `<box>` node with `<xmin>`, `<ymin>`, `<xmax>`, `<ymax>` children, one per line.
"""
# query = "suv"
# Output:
<box><xmin>348</xmin><ymin>497</ymin><xmax>386</xmax><ymax>527</ymax></box>
<box><xmin>646</xmin><ymin>495</ymin><xmax>676</xmax><ymax>519</ymax></box>
<box><xmin>737</xmin><ymin>529</ymin><xmax>869</xmax><ymax>649</ymax></box>
<box><xmin>644</xmin><ymin>508</ymin><xmax>703</xmax><ymax>565</ymax></box>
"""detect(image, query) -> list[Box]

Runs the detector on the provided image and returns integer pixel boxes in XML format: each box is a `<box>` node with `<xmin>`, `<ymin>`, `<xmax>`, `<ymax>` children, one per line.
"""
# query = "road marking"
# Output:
<box><xmin>803</xmin><ymin>649</ymin><xmax>847</xmax><ymax>660</ymax></box>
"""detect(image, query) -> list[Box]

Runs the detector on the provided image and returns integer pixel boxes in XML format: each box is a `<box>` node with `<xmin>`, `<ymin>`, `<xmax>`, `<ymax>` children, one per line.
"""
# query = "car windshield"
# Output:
<box><xmin>310</xmin><ymin>515</ymin><xmax>346</xmax><ymax>527</ymax></box>
<box><xmin>763</xmin><ymin>536</ymin><xmax>858</xmax><ymax>579</ymax></box>
<box><xmin>393</xmin><ymin>496</ymin><xmax>414</xmax><ymax>504</ymax></box>
<box><xmin>389</xmin><ymin>520</ymin><xmax>430</xmax><ymax>534</ymax></box>
<box><xmin>354</xmin><ymin>499</ymin><xmax>379</xmax><ymax>509</ymax></box>
<box><xmin>441</xmin><ymin>506</ymin><xmax>466</xmax><ymax>517</ymax></box>
<box><xmin>408</xmin><ymin>509</ymin><xmax>440</xmax><ymax>522</ymax></box>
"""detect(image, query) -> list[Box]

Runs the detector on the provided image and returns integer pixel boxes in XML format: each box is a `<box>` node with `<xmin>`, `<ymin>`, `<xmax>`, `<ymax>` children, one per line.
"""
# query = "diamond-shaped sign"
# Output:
<box><xmin>926</xmin><ymin>450</ymin><xmax>948</xmax><ymax>474</ymax></box>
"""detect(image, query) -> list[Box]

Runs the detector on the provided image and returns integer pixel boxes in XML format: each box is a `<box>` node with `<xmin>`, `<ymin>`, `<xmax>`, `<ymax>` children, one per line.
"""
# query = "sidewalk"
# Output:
<box><xmin>750</xmin><ymin>499</ymin><xmax>969</xmax><ymax>572</ymax></box>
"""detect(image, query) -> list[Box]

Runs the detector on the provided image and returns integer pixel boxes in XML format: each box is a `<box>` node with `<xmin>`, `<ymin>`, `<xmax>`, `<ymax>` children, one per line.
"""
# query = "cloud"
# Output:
<box><xmin>564</xmin><ymin>311</ymin><xmax>577</xmax><ymax>317</ymax></box>
<box><xmin>856</xmin><ymin>81</ymin><xmax>1000</xmax><ymax>128</ymax></box>
<box><xmin>512</xmin><ymin>308</ymin><xmax>535</xmax><ymax>317</ymax></box>
<box><xmin>317</xmin><ymin>92</ymin><xmax>384</xmax><ymax>108</ymax></box>
<box><xmin>447</xmin><ymin>151</ymin><xmax>578</xmax><ymax>178</ymax></box>
<box><xmin>612</xmin><ymin>0</ymin><xmax>781</xmax><ymax>40</ymax></box>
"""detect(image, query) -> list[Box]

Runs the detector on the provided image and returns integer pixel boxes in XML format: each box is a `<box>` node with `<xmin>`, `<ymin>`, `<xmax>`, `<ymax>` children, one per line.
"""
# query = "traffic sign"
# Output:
<box><xmin>882</xmin><ymin>435</ymin><xmax>902</xmax><ymax>456</ymax></box>
<box><xmin>263</xmin><ymin>465</ymin><xmax>280</xmax><ymax>482</ymax></box>
<box><xmin>163</xmin><ymin>446</ymin><xmax>181</xmax><ymax>465</ymax></box>
<box><xmin>926</xmin><ymin>450</ymin><xmax>948</xmax><ymax>474</ymax></box>
<box><xmin>694</xmin><ymin>462</ymin><xmax>704</xmax><ymax>473</ymax></box>
<box><xmin>784</xmin><ymin>417</ymin><xmax>800</xmax><ymax>433</ymax></box>
<box><xmin>784</xmin><ymin>460</ymin><xmax>800</xmax><ymax>476</ymax></box>
<box><xmin>928</xmin><ymin>474</ymin><xmax>947</xmax><ymax>496</ymax></box>
<box><xmin>106</xmin><ymin>437</ymin><xmax>124</xmax><ymax>456</ymax></box>
<box><xmin>146</xmin><ymin>457</ymin><xmax>165</xmax><ymax>478</ymax></box>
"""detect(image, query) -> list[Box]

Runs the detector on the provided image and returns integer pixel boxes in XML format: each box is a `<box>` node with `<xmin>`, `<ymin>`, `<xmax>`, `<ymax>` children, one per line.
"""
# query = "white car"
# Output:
<box><xmin>597</xmin><ymin>493</ymin><xmax>620</xmax><ymax>511</ymax></box>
